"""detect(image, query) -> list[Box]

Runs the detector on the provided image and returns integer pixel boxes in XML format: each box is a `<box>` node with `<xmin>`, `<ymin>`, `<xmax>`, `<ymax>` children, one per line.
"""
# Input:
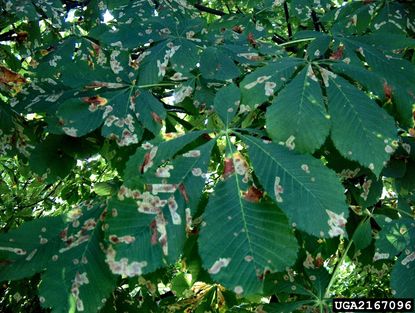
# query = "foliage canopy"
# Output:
<box><xmin>1</xmin><ymin>0</ymin><xmax>415</xmax><ymax>312</ymax></box>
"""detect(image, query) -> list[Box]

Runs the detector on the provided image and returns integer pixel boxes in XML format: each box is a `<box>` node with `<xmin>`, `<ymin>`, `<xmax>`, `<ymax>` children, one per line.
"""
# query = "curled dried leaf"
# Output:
<box><xmin>0</xmin><ymin>65</ymin><xmax>26</xmax><ymax>89</ymax></box>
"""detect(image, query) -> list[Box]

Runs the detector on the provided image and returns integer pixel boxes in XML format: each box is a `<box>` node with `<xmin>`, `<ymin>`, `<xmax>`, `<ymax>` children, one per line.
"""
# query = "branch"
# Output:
<box><xmin>283</xmin><ymin>1</ymin><xmax>292</xmax><ymax>39</ymax></box>
<box><xmin>311</xmin><ymin>9</ymin><xmax>326</xmax><ymax>32</ymax></box>
<box><xmin>311</xmin><ymin>10</ymin><xmax>320</xmax><ymax>32</ymax></box>
<box><xmin>0</xmin><ymin>29</ymin><xmax>16</xmax><ymax>42</ymax></box>
<box><xmin>152</xmin><ymin>0</ymin><xmax>160</xmax><ymax>9</ymax></box>
<box><xmin>164</xmin><ymin>104</ymin><xmax>188</xmax><ymax>114</ymax></box>
<box><xmin>272</xmin><ymin>34</ymin><xmax>287</xmax><ymax>44</ymax></box>
<box><xmin>194</xmin><ymin>3</ymin><xmax>226</xmax><ymax>16</ymax></box>
<box><xmin>60</xmin><ymin>0</ymin><xmax>91</xmax><ymax>10</ymax></box>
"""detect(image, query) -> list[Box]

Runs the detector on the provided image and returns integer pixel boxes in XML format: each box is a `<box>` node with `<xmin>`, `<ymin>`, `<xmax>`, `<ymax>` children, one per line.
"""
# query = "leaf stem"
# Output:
<box><xmin>283</xmin><ymin>1</ymin><xmax>292</xmax><ymax>39</ymax></box>
<box><xmin>137</xmin><ymin>83</ymin><xmax>177</xmax><ymax>88</ymax></box>
<box><xmin>278</xmin><ymin>37</ymin><xmax>315</xmax><ymax>47</ymax></box>
<box><xmin>194</xmin><ymin>3</ymin><xmax>226</xmax><ymax>16</ymax></box>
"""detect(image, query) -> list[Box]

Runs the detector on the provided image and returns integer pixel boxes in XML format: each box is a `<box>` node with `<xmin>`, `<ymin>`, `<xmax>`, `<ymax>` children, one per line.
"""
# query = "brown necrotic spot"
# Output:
<box><xmin>223</xmin><ymin>158</ymin><xmax>235</xmax><ymax>178</ymax></box>
<box><xmin>330</xmin><ymin>45</ymin><xmax>344</xmax><ymax>60</ymax></box>
<box><xmin>109</xmin><ymin>235</ymin><xmax>119</xmax><ymax>243</ymax></box>
<box><xmin>151</xmin><ymin>112</ymin><xmax>163</xmax><ymax>124</ymax></box>
<box><xmin>82</xmin><ymin>95</ymin><xmax>108</xmax><ymax>106</ymax></box>
<box><xmin>244</xmin><ymin>186</ymin><xmax>263</xmax><ymax>203</ymax></box>
<box><xmin>244</xmin><ymin>255</ymin><xmax>253</xmax><ymax>262</ymax></box>
<box><xmin>150</xmin><ymin>220</ymin><xmax>158</xmax><ymax>245</ymax></box>
<box><xmin>111</xmin><ymin>208</ymin><xmax>118</xmax><ymax>217</ymax></box>
<box><xmin>179</xmin><ymin>184</ymin><xmax>189</xmax><ymax>203</ymax></box>
<box><xmin>383</xmin><ymin>81</ymin><xmax>393</xmax><ymax>100</ymax></box>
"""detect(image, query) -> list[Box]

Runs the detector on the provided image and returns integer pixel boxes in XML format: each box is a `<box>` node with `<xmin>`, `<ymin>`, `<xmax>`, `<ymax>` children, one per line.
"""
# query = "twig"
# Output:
<box><xmin>18</xmin><ymin>181</ymin><xmax>62</xmax><ymax>210</ymax></box>
<box><xmin>234</xmin><ymin>3</ymin><xmax>243</xmax><ymax>14</ymax></box>
<box><xmin>223</xmin><ymin>1</ymin><xmax>232</xmax><ymax>14</ymax></box>
<box><xmin>283</xmin><ymin>1</ymin><xmax>292</xmax><ymax>39</ymax></box>
<box><xmin>0</xmin><ymin>29</ymin><xmax>18</xmax><ymax>42</ymax></box>
<box><xmin>194</xmin><ymin>3</ymin><xmax>226</xmax><ymax>16</ymax></box>
<box><xmin>164</xmin><ymin>104</ymin><xmax>188</xmax><ymax>114</ymax></box>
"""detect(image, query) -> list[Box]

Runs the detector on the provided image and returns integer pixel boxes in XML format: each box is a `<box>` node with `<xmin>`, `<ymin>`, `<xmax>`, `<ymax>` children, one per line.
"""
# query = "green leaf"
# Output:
<box><xmin>241</xmin><ymin>135</ymin><xmax>348</xmax><ymax>238</ymax></box>
<box><xmin>349</xmin><ymin>173</ymin><xmax>383</xmax><ymax>208</ymax></box>
<box><xmin>199</xmin><ymin>172</ymin><xmax>299</xmax><ymax>295</ymax></box>
<box><xmin>135</xmin><ymin>90</ymin><xmax>166</xmax><ymax>135</ymax></box>
<box><xmin>329</xmin><ymin>62</ymin><xmax>385</xmax><ymax>99</ymax></box>
<box><xmin>375</xmin><ymin>218</ymin><xmax>415</xmax><ymax>299</ymax></box>
<box><xmin>382</xmin><ymin>159</ymin><xmax>407</xmax><ymax>178</ymax></box>
<box><xmin>93</xmin><ymin>181</ymin><xmax>120</xmax><ymax>196</ymax></box>
<box><xmin>240</xmin><ymin>58</ymin><xmax>305</xmax><ymax>108</ymax></box>
<box><xmin>56</xmin><ymin>86</ymin><xmax>167</xmax><ymax>145</ymax></box>
<box><xmin>199</xmin><ymin>47</ymin><xmax>240</xmax><ymax>81</ymax></box>
<box><xmin>306</xmin><ymin>34</ymin><xmax>330</xmax><ymax>60</ymax></box>
<box><xmin>0</xmin><ymin>202</ymin><xmax>116</xmax><ymax>313</ymax></box>
<box><xmin>353</xmin><ymin>219</ymin><xmax>372</xmax><ymax>251</ymax></box>
<box><xmin>123</xmin><ymin>130</ymin><xmax>209</xmax><ymax>187</ymax></box>
<box><xmin>57</xmin><ymin>98</ymin><xmax>105</xmax><ymax>137</ymax></box>
<box><xmin>375</xmin><ymin>217</ymin><xmax>414</xmax><ymax>257</ymax></box>
<box><xmin>391</xmin><ymin>252</ymin><xmax>415</xmax><ymax>299</ymax></box>
<box><xmin>39</xmin><ymin>202</ymin><xmax>116</xmax><ymax>313</ymax></box>
<box><xmin>266</xmin><ymin>65</ymin><xmax>330</xmax><ymax>153</ymax></box>
<box><xmin>170</xmin><ymin>39</ymin><xmax>200</xmax><ymax>75</ymax></box>
<box><xmin>338</xmin><ymin>36</ymin><xmax>415</xmax><ymax>127</ymax></box>
<box><xmin>262</xmin><ymin>300</ymin><xmax>314</xmax><ymax>313</ymax></box>
<box><xmin>395</xmin><ymin>161</ymin><xmax>415</xmax><ymax>193</ymax></box>
<box><xmin>326</xmin><ymin>73</ymin><xmax>397</xmax><ymax>176</ymax></box>
<box><xmin>108</xmin><ymin>139</ymin><xmax>215</xmax><ymax>274</ymax></box>
<box><xmin>0</xmin><ymin>216</ymin><xmax>64</xmax><ymax>282</ymax></box>
<box><xmin>359</xmin><ymin>33</ymin><xmax>415</xmax><ymax>51</ymax></box>
<box><xmin>136</xmin><ymin>42</ymin><xmax>172</xmax><ymax>86</ymax></box>
<box><xmin>166</xmin><ymin>140</ymin><xmax>216</xmax><ymax>215</ymax></box>
<box><xmin>171</xmin><ymin>273</ymin><xmax>191</xmax><ymax>297</ymax></box>
<box><xmin>214</xmin><ymin>83</ymin><xmax>240</xmax><ymax>126</ymax></box>
<box><xmin>29</xmin><ymin>135</ymin><xmax>75</xmax><ymax>182</ymax></box>
<box><xmin>105</xmin><ymin>197</ymin><xmax>165</xmax><ymax>275</ymax></box>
